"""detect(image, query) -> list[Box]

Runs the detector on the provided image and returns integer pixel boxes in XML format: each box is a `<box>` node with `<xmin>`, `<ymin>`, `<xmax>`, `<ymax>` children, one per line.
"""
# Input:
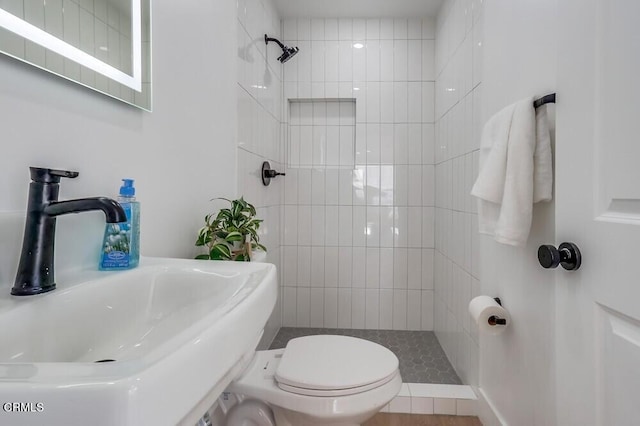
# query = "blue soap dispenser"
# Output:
<box><xmin>99</xmin><ymin>179</ymin><xmax>140</xmax><ymax>270</ymax></box>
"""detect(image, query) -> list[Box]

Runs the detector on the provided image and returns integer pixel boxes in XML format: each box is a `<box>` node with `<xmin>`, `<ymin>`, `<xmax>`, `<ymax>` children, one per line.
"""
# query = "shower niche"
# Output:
<box><xmin>287</xmin><ymin>98</ymin><xmax>356</xmax><ymax>169</ymax></box>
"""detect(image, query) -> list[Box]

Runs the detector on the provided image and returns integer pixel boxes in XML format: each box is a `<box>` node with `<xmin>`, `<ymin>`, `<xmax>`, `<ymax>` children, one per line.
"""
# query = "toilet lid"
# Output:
<box><xmin>275</xmin><ymin>335</ymin><xmax>399</xmax><ymax>393</ymax></box>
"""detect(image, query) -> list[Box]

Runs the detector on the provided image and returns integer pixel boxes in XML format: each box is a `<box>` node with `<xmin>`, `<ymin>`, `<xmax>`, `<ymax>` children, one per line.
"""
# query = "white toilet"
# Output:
<box><xmin>226</xmin><ymin>334</ymin><xmax>402</xmax><ymax>426</ymax></box>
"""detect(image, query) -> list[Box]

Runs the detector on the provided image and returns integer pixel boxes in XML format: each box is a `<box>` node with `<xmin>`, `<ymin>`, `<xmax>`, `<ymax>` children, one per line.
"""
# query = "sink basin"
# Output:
<box><xmin>0</xmin><ymin>258</ymin><xmax>277</xmax><ymax>426</ymax></box>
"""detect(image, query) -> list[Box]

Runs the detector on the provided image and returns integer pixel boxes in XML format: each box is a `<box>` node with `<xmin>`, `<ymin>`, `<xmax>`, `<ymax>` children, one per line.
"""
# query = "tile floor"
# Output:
<box><xmin>363</xmin><ymin>413</ymin><xmax>482</xmax><ymax>426</ymax></box>
<box><xmin>269</xmin><ymin>328</ymin><xmax>461</xmax><ymax>384</ymax></box>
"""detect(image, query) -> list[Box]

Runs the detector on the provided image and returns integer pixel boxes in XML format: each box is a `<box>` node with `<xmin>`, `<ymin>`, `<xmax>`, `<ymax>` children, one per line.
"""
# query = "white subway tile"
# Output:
<box><xmin>394</xmin><ymin>166</ymin><xmax>408</xmax><ymax>206</ymax></box>
<box><xmin>411</xmin><ymin>397</ymin><xmax>434</xmax><ymax>414</ymax></box>
<box><xmin>283</xmin><ymin>246</ymin><xmax>298</xmax><ymax>286</ymax></box>
<box><xmin>283</xmin><ymin>287</ymin><xmax>297</xmax><ymax>326</ymax></box>
<box><xmin>339</xmin><ymin>126</ymin><xmax>355</xmax><ymax>166</ymax></box>
<box><xmin>311</xmin><ymin>18</ymin><xmax>325</xmax><ymax>40</ymax></box>
<box><xmin>366</xmin><ymin>82</ymin><xmax>381</xmax><ymax>122</ymax></box>
<box><xmin>421</xmin><ymin>290</ymin><xmax>434</xmax><ymax>330</ymax></box>
<box><xmin>380</xmin><ymin>206</ymin><xmax>394</xmax><ymax>247</ymax></box>
<box><xmin>380</xmin><ymin>40</ymin><xmax>394</xmax><ymax>82</ymax></box>
<box><xmin>296</xmin><ymin>287</ymin><xmax>310</xmax><ymax>326</ymax></box>
<box><xmin>366</xmin><ymin>19</ymin><xmax>380</xmax><ymax>40</ymax></box>
<box><xmin>284</xmin><ymin>205</ymin><xmax>298</xmax><ymax>245</ymax></box>
<box><xmin>324</xmin><ymin>287</ymin><xmax>338</xmax><ymax>328</ymax></box>
<box><xmin>434</xmin><ymin>398</ymin><xmax>456</xmax><ymax>415</ymax></box>
<box><xmin>338</xmin><ymin>288</ymin><xmax>352</xmax><ymax>327</ymax></box>
<box><xmin>380</xmin><ymin>82</ymin><xmax>394</xmax><ymax>123</ymax></box>
<box><xmin>339</xmin><ymin>40</ymin><xmax>353</xmax><ymax>81</ymax></box>
<box><xmin>352</xmin><ymin>247</ymin><xmax>366</xmax><ymax>287</ymax></box>
<box><xmin>380</xmin><ymin>124</ymin><xmax>394</xmax><ymax>164</ymax></box>
<box><xmin>309</xmin><ymin>287</ymin><xmax>324</xmax><ymax>326</ymax></box>
<box><xmin>365</xmin><ymin>289</ymin><xmax>380</xmax><ymax>329</ymax></box>
<box><xmin>297</xmin><ymin>18</ymin><xmax>311</xmax><ymax>40</ymax></box>
<box><xmin>365</xmin><ymin>41</ymin><xmax>380</xmax><ymax>81</ymax></box>
<box><xmin>366</xmin><ymin>248</ymin><xmax>380</xmax><ymax>288</ymax></box>
<box><xmin>338</xmin><ymin>206</ymin><xmax>353</xmax><ymax>246</ymax></box>
<box><xmin>366</xmin><ymin>123</ymin><xmax>381</xmax><ymax>164</ymax></box>
<box><xmin>283</xmin><ymin>19</ymin><xmax>297</xmax><ymax>41</ymax></box>
<box><xmin>422</xmin><ymin>123</ymin><xmax>435</xmax><ymax>164</ymax></box>
<box><xmin>408</xmin><ymin>40</ymin><xmax>422</xmax><ymax>82</ymax></box>
<box><xmin>310</xmin><ymin>246</ymin><xmax>325</xmax><ymax>286</ymax></box>
<box><xmin>338</xmin><ymin>246</ymin><xmax>353</xmax><ymax>286</ymax></box>
<box><xmin>407</xmin><ymin>166</ymin><xmax>422</xmax><ymax>207</ymax></box>
<box><xmin>338</xmin><ymin>18</ymin><xmax>353</xmax><ymax>40</ymax></box>
<box><xmin>297</xmin><ymin>40</ymin><xmax>312</xmax><ymax>82</ymax></box>
<box><xmin>408</xmin><ymin>18</ymin><xmax>422</xmax><ymax>40</ymax></box>
<box><xmin>298</xmin><ymin>206</ymin><xmax>312</xmax><ymax>246</ymax></box>
<box><xmin>379</xmin><ymin>289</ymin><xmax>393</xmax><ymax>329</ymax></box>
<box><xmin>393</xmin><ymin>40</ymin><xmax>408</xmax><ymax>82</ymax></box>
<box><xmin>379</xmin><ymin>248</ymin><xmax>394</xmax><ymax>289</ymax></box>
<box><xmin>422</xmin><ymin>165</ymin><xmax>435</xmax><ymax>207</ymax></box>
<box><xmin>407</xmin><ymin>248</ymin><xmax>422</xmax><ymax>290</ymax></box>
<box><xmin>408</xmin><ymin>83</ymin><xmax>422</xmax><ymax>124</ymax></box>
<box><xmin>336</xmin><ymin>169</ymin><xmax>351</xmax><ymax>205</ymax></box>
<box><xmin>325</xmin><ymin>40</ymin><xmax>339</xmax><ymax>82</ymax></box>
<box><xmin>311</xmin><ymin>206</ymin><xmax>325</xmax><ymax>247</ymax></box>
<box><xmin>325</xmin><ymin>168</ymin><xmax>340</xmax><ymax>205</ymax></box>
<box><xmin>325</xmin><ymin>18</ymin><xmax>338</xmax><ymax>40</ymax></box>
<box><xmin>311</xmin><ymin>40</ymin><xmax>325</xmax><ymax>82</ymax></box>
<box><xmin>392</xmin><ymin>289</ymin><xmax>408</xmax><ymax>329</ymax></box>
<box><xmin>353</xmin><ymin>18</ymin><xmax>366</xmax><ymax>39</ymax></box>
<box><xmin>352</xmin><ymin>288</ymin><xmax>366</xmax><ymax>328</ymax></box>
<box><xmin>422</xmin><ymin>249</ymin><xmax>434</xmax><ymax>290</ymax></box>
<box><xmin>324</xmin><ymin>247</ymin><xmax>339</xmax><ymax>287</ymax></box>
<box><xmin>380</xmin><ymin>18</ymin><xmax>394</xmax><ymax>39</ymax></box>
<box><xmin>394</xmin><ymin>124</ymin><xmax>408</xmax><ymax>165</ymax></box>
<box><xmin>407</xmin><ymin>289</ymin><xmax>422</xmax><ymax>330</ymax></box>
<box><xmin>422</xmin><ymin>40</ymin><xmax>435</xmax><ymax>81</ymax></box>
<box><xmin>422</xmin><ymin>82</ymin><xmax>435</xmax><ymax>122</ymax></box>
<box><xmin>353</xmin><ymin>206</ymin><xmax>367</xmax><ymax>246</ymax></box>
<box><xmin>366</xmin><ymin>165</ymin><xmax>381</xmax><ymax>206</ymax></box>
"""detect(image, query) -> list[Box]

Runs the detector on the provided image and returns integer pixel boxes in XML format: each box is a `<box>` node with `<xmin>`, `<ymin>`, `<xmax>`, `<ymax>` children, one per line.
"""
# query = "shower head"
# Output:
<box><xmin>264</xmin><ymin>34</ymin><xmax>299</xmax><ymax>63</ymax></box>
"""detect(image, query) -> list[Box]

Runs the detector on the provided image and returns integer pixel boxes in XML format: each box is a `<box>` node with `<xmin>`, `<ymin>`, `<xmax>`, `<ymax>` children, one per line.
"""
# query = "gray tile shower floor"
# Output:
<box><xmin>269</xmin><ymin>328</ymin><xmax>461</xmax><ymax>384</ymax></box>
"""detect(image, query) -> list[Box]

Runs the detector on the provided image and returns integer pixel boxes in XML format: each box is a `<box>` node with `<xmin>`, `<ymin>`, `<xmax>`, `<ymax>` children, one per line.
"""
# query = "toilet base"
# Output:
<box><xmin>272</xmin><ymin>404</ymin><xmax>381</xmax><ymax>426</ymax></box>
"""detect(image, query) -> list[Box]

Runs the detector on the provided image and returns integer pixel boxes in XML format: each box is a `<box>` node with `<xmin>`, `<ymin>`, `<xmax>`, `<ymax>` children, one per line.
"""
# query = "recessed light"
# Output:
<box><xmin>353</xmin><ymin>43</ymin><xmax>364</xmax><ymax>49</ymax></box>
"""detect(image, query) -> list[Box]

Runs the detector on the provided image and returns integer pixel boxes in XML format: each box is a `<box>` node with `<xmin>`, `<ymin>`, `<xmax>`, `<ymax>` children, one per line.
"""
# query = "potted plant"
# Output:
<box><xmin>195</xmin><ymin>197</ymin><xmax>266</xmax><ymax>261</ymax></box>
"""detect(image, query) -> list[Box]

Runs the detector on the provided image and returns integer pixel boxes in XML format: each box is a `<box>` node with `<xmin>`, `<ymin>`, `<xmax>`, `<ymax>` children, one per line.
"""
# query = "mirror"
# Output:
<box><xmin>0</xmin><ymin>0</ymin><xmax>151</xmax><ymax>111</ymax></box>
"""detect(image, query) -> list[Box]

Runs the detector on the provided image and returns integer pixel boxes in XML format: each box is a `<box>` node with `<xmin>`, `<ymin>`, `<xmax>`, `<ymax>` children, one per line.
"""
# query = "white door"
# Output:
<box><xmin>556</xmin><ymin>0</ymin><xmax>640</xmax><ymax>425</ymax></box>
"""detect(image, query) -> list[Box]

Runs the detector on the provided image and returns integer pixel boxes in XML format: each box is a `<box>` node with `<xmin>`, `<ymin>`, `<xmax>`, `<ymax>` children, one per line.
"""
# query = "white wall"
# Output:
<box><xmin>433</xmin><ymin>0</ymin><xmax>483</xmax><ymax>388</ymax></box>
<box><xmin>0</xmin><ymin>0</ymin><xmax>237</xmax><ymax>294</ymax></box>
<box><xmin>280</xmin><ymin>17</ymin><xmax>437</xmax><ymax>330</ymax></box>
<box><xmin>477</xmin><ymin>1</ymin><xmax>558</xmax><ymax>425</ymax></box>
<box><xmin>236</xmin><ymin>0</ymin><xmax>284</xmax><ymax>347</ymax></box>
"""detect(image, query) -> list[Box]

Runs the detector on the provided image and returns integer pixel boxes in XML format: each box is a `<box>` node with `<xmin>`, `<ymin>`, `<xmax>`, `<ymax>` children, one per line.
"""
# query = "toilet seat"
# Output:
<box><xmin>274</xmin><ymin>335</ymin><xmax>399</xmax><ymax>396</ymax></box>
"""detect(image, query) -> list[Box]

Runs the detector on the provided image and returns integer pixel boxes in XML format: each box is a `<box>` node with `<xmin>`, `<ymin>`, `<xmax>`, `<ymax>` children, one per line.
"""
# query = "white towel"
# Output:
<box><xmin>471</xmin><ymin>97</ymin><xmax>552</xmax><ymax>246</ymax></box>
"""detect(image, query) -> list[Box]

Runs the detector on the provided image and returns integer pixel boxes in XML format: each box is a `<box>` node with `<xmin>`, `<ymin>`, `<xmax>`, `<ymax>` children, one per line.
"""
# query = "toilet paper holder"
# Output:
<box><xmin>489</xmin><ymin>297</ymin><xmax>507</xmax><ymax>325</ymax></box>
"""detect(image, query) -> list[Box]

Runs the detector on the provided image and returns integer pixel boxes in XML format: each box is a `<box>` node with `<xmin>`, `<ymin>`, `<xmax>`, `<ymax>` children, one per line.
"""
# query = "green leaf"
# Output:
<box><xmin>235</xmin><ymin>253</ymin><xmax>246</xmax><ymax>262</ymax></box>
<box><xmin>210</xmin><ymin>243</ymin><xmax>232</xmax><ymax>260</ymax></box>
<box><xmin>195</xmin><ymin>254</ymin><xmax>210</xmax><ymax>260</ymax></box>
<box><xmin>225</xmin><ymin>231</ymin><xmax>243</xmax><ymax>242</ymax></box>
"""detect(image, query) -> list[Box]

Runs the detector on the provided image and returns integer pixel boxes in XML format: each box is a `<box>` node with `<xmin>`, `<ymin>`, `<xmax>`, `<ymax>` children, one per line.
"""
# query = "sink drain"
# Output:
<box><xmin>94</xmin><ymin>359</ymin><xmax>115</xmax><ymax>363</ymax></box>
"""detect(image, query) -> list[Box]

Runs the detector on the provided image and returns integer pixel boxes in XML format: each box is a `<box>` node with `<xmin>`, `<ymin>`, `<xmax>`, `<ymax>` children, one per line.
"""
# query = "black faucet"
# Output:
<box><xmin>11</xmin><ymin>167</ymin><xmax>127</xmax><ymax>296</ymax></box>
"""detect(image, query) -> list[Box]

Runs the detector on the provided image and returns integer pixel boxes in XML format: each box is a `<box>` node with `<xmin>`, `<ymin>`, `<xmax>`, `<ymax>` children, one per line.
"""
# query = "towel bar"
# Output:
<box><xmin>534</xmin><ymin>93</ymin><xmax>556</xmax><ymax>108</ymax></box>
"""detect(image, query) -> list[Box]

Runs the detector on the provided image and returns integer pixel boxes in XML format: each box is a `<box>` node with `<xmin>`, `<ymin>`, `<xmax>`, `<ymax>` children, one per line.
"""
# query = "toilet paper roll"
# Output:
<box><xmin>468</xmin><ymin>296</ymin><xmax>510</xmax><ymax>335</ymax></box>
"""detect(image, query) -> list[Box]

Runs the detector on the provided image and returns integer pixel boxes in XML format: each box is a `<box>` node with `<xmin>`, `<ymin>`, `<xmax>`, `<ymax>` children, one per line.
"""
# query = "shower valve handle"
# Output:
<box><xmin>261</xmin><ymin>161</ymin><xmax>285</xmax><ymax>186</ymax></box>
<box><xmin>538</xmin><ymin>242</ymin><xmax>582</xmax><ymax>271</ymax></box>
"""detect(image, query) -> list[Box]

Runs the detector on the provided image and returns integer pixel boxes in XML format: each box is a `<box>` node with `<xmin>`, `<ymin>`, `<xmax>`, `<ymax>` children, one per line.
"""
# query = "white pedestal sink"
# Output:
<box><xmin>0</xmin><ymin>258</ymin><xmax>277</xmax><ymax>426</ymax></box>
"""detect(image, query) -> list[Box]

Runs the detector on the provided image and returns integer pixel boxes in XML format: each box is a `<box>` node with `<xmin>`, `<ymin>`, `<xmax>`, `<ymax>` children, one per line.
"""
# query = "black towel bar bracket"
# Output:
<box><xmin>534</xmin><ymin>93</ymin><xmax>556</xmax><ymax>109</ymax></box>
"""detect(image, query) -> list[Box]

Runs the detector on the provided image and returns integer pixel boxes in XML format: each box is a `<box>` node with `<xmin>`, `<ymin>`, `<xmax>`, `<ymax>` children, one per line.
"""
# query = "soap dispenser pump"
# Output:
<box><xmin>99</xmin><ymin>179</ymin><xmax>140</xmax><ymax>270</ymax></box>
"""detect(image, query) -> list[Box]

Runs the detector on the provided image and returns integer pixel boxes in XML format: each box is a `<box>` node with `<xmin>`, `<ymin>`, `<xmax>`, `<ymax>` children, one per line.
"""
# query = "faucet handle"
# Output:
<box><xmin>30</xmin><ymin>167</ymin><xmax>79</xmax><ymax>183</ymax></box>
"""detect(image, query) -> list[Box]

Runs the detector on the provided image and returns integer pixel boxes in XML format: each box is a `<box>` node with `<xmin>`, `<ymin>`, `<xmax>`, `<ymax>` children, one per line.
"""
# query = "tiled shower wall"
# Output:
<box><xmin>433</xmin><ymin>0</ymin><xmax>483</xmax><ymax>387</ymax></box>
<box><xmin>281</xmin><ymin>17</ymin><xmax>437</xmax><ymax>330</ymax></box>
<box><xmin>236</xmin><ymin>0</ymin><xmax>284</xmax><ymax>346</ymax></box>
